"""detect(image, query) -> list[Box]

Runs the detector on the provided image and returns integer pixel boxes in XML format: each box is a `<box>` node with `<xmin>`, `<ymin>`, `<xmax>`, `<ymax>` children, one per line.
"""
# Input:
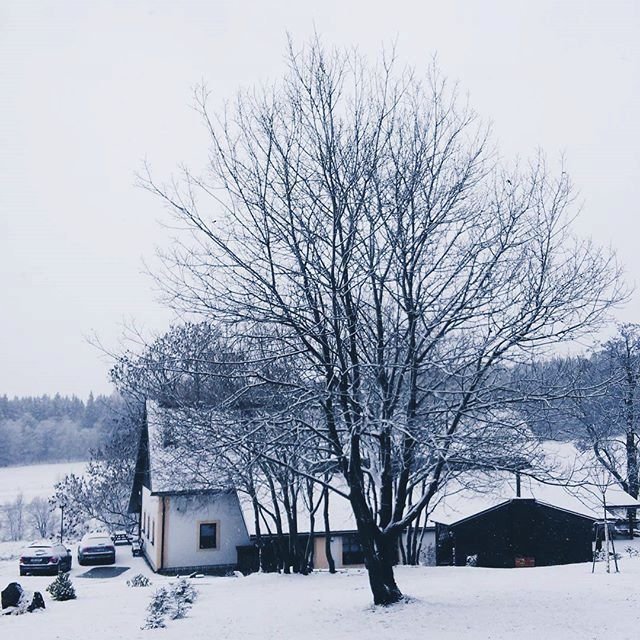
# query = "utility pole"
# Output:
<box><xmin>59</xmin><ymin>502</ymin><xmax>66</xmax><ymax>543</ymax></box>
<box><xmin>603</xmin><ymin>493</ymin><xmax>611</xmax><ymax>574</ymax></box>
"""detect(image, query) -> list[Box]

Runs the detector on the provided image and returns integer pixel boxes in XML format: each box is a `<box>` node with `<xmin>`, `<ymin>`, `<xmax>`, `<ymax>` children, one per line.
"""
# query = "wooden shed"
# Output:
<box><xmin>434</xmin><ymin>498</ymin><xmax>596</xmax><ymax>568</ymax></box>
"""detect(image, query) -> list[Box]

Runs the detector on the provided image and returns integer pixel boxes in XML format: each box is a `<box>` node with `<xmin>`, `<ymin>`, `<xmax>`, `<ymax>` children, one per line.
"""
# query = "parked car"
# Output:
<box><xmin>611</xmin><ymin>522</ymin><xmax>640</xmax><ymax>539</ymax></box>
<box><xmin>111</xmin><ymin>530</ymin><xmax>132</xmax><ymax>545</ymax></box>
<box><xmin>77</xmin><ymin>532</ymin><xmax>116</xmax><ymax>565</ymax></box>
<box><xmin>19</xmin><ymin>540</ymin><xmax>72</xmax><ymax>576</ymax></box>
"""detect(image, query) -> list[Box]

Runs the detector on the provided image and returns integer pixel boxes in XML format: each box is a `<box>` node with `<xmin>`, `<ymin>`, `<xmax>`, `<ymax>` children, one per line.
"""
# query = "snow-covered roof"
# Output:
<box><xmin>429</xmin><ymin>441</ymin><xmax>640</xmax><ymax>526</ymax></box>
<box><xmin>239</xmin><ymin>484</ymin><xmax>358</xmax><ymax>537</ymax></box>
<box><xmin>143</xmin><ymin>402</ymin><xmax>640</xmax><ymax>533</ymax></box>
<box><xmin>144</xmin><ymin>401</ymin><xmax>358</xmax><ymax>532</ymax></box>
<box><xmin>145</xmin><ymin>400</ymin><xmax>228</xmax><ymax>495</ymax></box>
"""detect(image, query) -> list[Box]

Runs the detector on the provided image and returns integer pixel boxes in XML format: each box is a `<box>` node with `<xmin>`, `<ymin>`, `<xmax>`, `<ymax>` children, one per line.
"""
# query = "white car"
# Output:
<box><xmin>77</xmin><ymin>532</ymin><xmax>116</xmax><ymax>565</ymax></box>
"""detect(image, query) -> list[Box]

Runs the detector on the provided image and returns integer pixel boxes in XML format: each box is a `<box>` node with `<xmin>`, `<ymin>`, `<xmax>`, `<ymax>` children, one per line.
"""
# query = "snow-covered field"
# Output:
<box><xmin>2</xmin><ymin>549</ymin><xmax>640</xmax><ymax>639</ymax></box>
<box><xmin>0</xmin><ymin>461</ymin><xmax>86</xmax><ymax>503</ymax></box>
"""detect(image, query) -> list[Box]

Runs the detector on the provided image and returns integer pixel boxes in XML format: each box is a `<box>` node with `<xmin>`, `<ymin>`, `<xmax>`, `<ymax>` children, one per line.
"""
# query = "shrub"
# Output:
<box><xmin>127</xmin><ymin>574</ymin><xmax>152</xmax><ymax>587</ymax></box>
<box><xmin>142</xmin><ymin>587</ymin><xmax>171</xmax><ymax>630</ymax></box>
<box><xmin>141</xmin><ymin>578</ymin><xmax>199</xmax><ymax>629</ymax></box>
<box><xmin>171</xmin><ymin>577</ymin><xmax>198</xmax><ymax>605</ymax></box>
<box><xmin>624</xmin><ymin>546</ymin><xmax>639</xmax><ymax>558</ymax></box>
<box><xmin>46</xmin><ymin>572</ymin><xmax>76</xmax><ymax>601</ymax></box>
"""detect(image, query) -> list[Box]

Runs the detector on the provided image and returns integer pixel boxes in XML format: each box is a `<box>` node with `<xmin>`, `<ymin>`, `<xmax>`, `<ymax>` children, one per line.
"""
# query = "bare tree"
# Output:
<box><xmin>141</xmin><ymin>39</ymin><xmax>624</xmax><ymax>604</ymax></box>
<box><xmin>50</xmin><ymin>405</ymin><xmax>142</xmax><ymax>535</ymax></box>
<box><xmin>27</xmin><ymin>496</ymin><xmax>57</xmax><ymax>539</ymax></box>
<box><xmin>586</xmin><ymin>325</ymin><xmax>640</xmax><ymax>507</ymax></box>
<box><xmin>4</xmin><ymin>493</ymin><xmax>25</xmax><ymax>541</ymax></box>
<box><xmin>538</xmin><ymin>324</ymin><xmax>640</xmax><ymax>536</ymax></box>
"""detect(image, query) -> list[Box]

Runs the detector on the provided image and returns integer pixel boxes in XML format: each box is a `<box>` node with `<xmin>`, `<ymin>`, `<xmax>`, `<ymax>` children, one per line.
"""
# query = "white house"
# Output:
<box><xmin>128</xmin><ymin>401</ymin><xmax>436</xmax><ymax>574</ymax></box>
<box><xmin>128</xmin><ymin>401</ymin><xmax>251</xmax><ymax>574</ymax></box>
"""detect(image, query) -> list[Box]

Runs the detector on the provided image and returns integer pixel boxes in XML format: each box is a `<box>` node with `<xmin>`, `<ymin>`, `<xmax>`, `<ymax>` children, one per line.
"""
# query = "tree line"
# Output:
<box><xmin>0</xmin><ymin>393</ymin><xmax>120</xmax><ymax>467</ymax></box>
<box><xmin>0</xmin><ymin>394</ymin><xmax>142</xmax><ymax>543</ymax></box>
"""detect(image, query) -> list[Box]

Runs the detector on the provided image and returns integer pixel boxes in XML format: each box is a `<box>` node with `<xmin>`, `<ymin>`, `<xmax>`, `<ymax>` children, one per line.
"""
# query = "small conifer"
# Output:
<box><xmin>46</xmin><ymin>572</ymin><xmax>76</xmax><ymax>601</ymax></box>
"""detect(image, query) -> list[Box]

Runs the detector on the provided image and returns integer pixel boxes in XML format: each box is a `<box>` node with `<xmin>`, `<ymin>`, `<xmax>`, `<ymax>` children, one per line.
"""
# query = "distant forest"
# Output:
<box><xmin>0</xmin><ymin>393</ymin><xmax>122</xmax><ymax>467</ymax></box>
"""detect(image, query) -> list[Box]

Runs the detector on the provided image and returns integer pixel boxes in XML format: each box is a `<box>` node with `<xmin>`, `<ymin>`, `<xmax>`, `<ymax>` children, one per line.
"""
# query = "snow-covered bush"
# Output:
<box><xmin>168</xmin><ymin>577</ymin><xmax>198</xmax><ymax>620</ymax></box>
<box><xmin>142</xmin><ymin>587</ymin><xmax>171</xmax><ymax>629</ymax></box>
<box><xmin>172</xmin><ymin>577</ymin><xmax>198</xmax><ymax>605</ymax></box>
<box><xmin>46</xmin><ymin>572</ymin><xmax>76</xmax><ymax>601</ymax></box>
<box><xmin>141</xmin><ymin>579</ymin><xmax>199</xmax><ymax>629</ymax></box>
<box><xmin>624</xmin><ymin>546</ymin><xmax>639</xmax><ymax>558</ymax></box>
<box><xmin>127</xmin><ymin>573</ymin><xmax>152</xmax><ymax>587</ymax></box>
<box><xmin>466</xmin><ymin>554</ymin><xmax>478</xmax><ymax>567</ymax></box>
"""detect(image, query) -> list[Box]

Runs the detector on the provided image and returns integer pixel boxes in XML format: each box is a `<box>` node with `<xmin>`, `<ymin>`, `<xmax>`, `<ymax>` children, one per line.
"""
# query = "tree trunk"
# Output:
<box><xmin>349</xmin><ymin>489</ymin><xmax>403</xmax><ymax>605</ymax></box>
<box><xmin>265</xmin><ymin>473</ymin><xmax>287</xmax><ymax>573</ymax></box>
<box><xmin>322</xmin><ymin>486</ymin><xmax>336</xmax><ymax>574</ymax></box>
<box><xmin>302</xmin><ymin>479</ymin><xmax>315</xmax><ymax>574</ymax></box>
<box><xmin>364</xmin><ymin>532</ymin><xmax>403</xmax><ymax>606</ymax></box>
<box><xmin>400</xmin><ymin>526</ymin><xmax>409</xmax><ymax>565</ymax></box>
<box><xmin>250</xmin><ymin>491</ymin><xmax>264</xmax><ymax>572</ymax></box>
<box><xmin>282</xmin><ymin>481</ymin><xmax>300</xmax><ymax>573</ymax></box>
<box><xmin>627</xmin><ymin>431</ymin><xmax>638</xmax><ymax>538</ymax></box>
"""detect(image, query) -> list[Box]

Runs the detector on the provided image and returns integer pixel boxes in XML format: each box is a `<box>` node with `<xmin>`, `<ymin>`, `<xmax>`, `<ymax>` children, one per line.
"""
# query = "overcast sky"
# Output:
<box><xmin>1</xmin><ymin>0</ymin><xmax>639</xmax><ymax>398</ymax></box>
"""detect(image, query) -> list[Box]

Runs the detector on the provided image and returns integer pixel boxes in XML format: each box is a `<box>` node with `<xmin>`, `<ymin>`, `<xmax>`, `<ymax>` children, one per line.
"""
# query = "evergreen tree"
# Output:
<box><xmin>142</xmin><ymin>587</ymin><xmax>170</xmax><ymax>629</ymax></box>
<box><xmin>46</xmin><ymin>572</ymin><xmax>76</xmax><ymax>601</ymax></box>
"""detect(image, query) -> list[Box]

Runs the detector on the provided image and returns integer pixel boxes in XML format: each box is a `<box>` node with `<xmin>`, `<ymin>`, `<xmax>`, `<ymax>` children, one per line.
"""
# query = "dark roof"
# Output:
<box><xmin>432</xmin><ymin>497</ymin><xmax>598</xmax><ymax>528</ymax></box>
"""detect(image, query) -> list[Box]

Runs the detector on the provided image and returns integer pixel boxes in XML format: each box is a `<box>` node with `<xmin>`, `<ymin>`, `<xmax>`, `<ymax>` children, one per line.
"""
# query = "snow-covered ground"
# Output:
<box><xmin>2</xmin><ymin>547</ymin><xmax>640</xmax><ymax>639</ymax></box>
<box><xmin>0</xmin><ymin>461</ymin><xmax>86</xmax><ymax>503</ymax></box>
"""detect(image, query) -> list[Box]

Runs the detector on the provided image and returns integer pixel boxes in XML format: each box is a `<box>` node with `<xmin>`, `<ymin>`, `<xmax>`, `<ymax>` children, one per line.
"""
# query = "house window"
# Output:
<box><xmin>342</xmin><ymin>534</ymin><xmax>365</xmax><ymax>565</ymax></box>
<box><xmin>151</xmin><ymin>520</ymin><xmax>155</xmax><ymax>544</ymax></box>
<box><xmin>199</xmin><ymin>522</ymin><xmax>218</xmax><ymax>550</ymax></box>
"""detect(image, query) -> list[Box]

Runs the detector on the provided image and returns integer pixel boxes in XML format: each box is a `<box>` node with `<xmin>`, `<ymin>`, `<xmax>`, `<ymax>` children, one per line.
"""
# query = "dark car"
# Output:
<box><xmin>19</xmin><ymin>540</ymin><xmax>72</xmax><ymax>576</ymax></box>
<box><xmin>77</xmin><ymin>532</ymin><xmax>116</xmax><ymax>565</ymax></box>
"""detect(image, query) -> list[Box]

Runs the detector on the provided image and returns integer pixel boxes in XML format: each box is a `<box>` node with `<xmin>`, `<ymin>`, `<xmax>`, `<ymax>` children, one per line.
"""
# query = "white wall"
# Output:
<box><xmin>313</xmin><ymin>535</ymin><xmax>344</xmax><ymax>569</ymax></box>
<box><xmin>401</xmin><ymin>529</ymin><xmax>436</xmax><ymax>565</ymax></box>
<box><xmin>164</xmin><ymin>491</ymin><xmax>250</xmax><ymax>570</ymax></box>
<box><xmin>140</xmin><ymin>485</ymin><xmax>162</xmax><ymax>570</ymax></box>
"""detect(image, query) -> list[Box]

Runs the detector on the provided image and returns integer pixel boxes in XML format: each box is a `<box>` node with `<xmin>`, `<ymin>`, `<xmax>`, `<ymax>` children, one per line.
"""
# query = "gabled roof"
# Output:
<box><xmin>129</xmin><ymin>400</ymin><xmax>230</xmax><ymax>500</ymax></box>
<box><xmin>429</xmin><ymin>443</ymin><xmax>640</xmax><ymax>527</ymax></box>
<box><xmin>434</xmin><ymin>497</ymin><xmax>599</xmax><ymax>528</ymax></box>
